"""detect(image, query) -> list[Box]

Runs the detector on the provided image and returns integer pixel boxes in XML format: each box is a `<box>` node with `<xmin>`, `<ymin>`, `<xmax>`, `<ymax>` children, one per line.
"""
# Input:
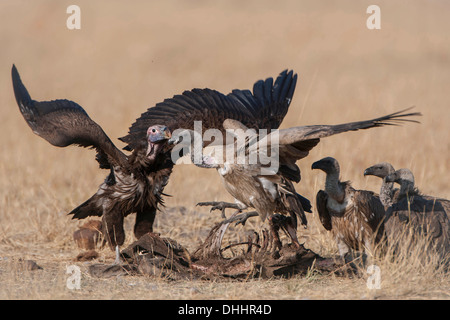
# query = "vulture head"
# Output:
<box><xmin>385</xmin><ymin>168</ymin><xmax>419</xmax><ymax>198</ymax></box>
<box><xmin>385</xmin><ymin>168</ymin><xmax>415</xmax><ymax>186</ymax></box>
<box><xmin>146</xmin><ymin>125</ymin><xmax>171</xmax><ymax>160</ymax></box>
<box><xmin>311</xmin><ymin>157</ymin><xmax>340</xmax><ymax>174</ymax></box>
<box><xmin>364</xmin><ymin>162</ymin><xmax>395</xmax><ymax>178</ymax></box>
<box><xmin>168</xmin><ymin>129</ymin><xmax>220</xmax><ymax>169</ymax></box>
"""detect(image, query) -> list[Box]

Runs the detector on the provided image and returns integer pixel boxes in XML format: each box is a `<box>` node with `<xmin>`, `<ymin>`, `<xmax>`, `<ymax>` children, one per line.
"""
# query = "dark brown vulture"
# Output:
<box><xmin>169</xmin><ymin>110</ymin><xmax>420</xmax><ymax>250</ymax></box>
<box><xmin>384</xmin><ymin>168</ymin><xmax>450</xmax><ymax>256</ymax></box>
<box><xmin>312</xmin><ymin>157</ymin><xmax>387</xmax><ymax>258</ymax></box>
<box><xmin>12</xmin><ymin>65</ymin><xmax>298</xmax><ymax>262</ymax></box>
<box><xmin>364</xmin><ymin>162</ymin><xmax>398</xmax><ymax>209</ymax></box>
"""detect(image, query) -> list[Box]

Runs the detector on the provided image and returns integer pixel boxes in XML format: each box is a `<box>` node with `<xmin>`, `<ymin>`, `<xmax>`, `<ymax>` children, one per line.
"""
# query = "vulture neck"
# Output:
<box><xmin>398</xmin><ymin>180</ymin><xmax>415</xmax><ymax>198</ymax></box>
<box><xmin>325</xmin><ymin>172</ymin><xmax>345</xmax><ymax>203</ymax></box>
<box><xmin>380</xmin><ymin>178</ymin><xmax>395</xmax><ymax>208</ymax></box>
<box><xmin>147</xmin><ymin>142</ymin><xmax>166</xmax><ymax>162</ymax></box>
<box><xmin>189</xmin><ymin>138</ymin><xmax>218</xmax><ymax>169</ymax></box>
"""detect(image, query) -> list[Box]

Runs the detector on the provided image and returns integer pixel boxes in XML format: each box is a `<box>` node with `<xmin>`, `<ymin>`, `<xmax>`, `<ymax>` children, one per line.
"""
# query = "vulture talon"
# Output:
<box><xmin>219</xmin><ymin>211</ymin><xmax>258</xmax><ymax>226</ymax></box>
<box><xmin>211</xmin><ymin>206</ymin><xmax>227</xmax><ymax>219</ymax></box>
<box><xmin>233</xmin><ymin>211</ymin><xmax>259</xmax><ymax>226</ymax></box>
<box><xmin>113</xmin><ymin>245</ymin><xmax>122</xmax><ymax>265</ymax></box>
<box><xmin>197</xmin><ymin>201</ymin><xmax>241</xmax><ymax>219</ymax></box>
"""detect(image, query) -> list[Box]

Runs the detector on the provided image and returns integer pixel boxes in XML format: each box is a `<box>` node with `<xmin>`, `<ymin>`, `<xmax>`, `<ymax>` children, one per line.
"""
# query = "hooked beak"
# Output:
<box><xmin>168</xmin><ymin>135</ymin><xmax>179</xmax><ymax>145</ymax></box>
<box><xmin>363</xmin><ymin>168</ymin><xmax>372</xmax><ymax>176</ymax></box>
<box><xmin>311</xmin><ymin>161</ymin><xmax>321</xmax><ymax>170</ymax></box>
<box><xmin>163</xmin><ymin>128</ymin><xmax>172</xmax><ymax>140</ymax></box>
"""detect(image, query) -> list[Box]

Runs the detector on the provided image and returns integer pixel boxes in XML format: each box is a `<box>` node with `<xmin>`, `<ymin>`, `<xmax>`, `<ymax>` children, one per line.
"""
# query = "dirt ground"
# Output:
<box><xmin>0</xmin><ymin>0</ymin><xmax>449</xmax><ymax>299</ymax></box>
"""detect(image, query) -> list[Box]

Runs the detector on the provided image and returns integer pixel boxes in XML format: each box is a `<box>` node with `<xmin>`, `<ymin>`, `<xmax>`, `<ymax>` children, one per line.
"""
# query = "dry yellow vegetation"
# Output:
<box><xmin>0</xmin><ymin>0</ymin><xmax>448</xmax><ymax>299</ymax></box>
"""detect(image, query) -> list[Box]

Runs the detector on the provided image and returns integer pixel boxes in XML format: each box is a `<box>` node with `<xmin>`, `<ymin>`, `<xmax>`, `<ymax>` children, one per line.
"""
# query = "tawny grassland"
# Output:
<box><xmin>0</xmin><ymin>1</ymin><xmax>448</xmax><ymax>299</ymax></box>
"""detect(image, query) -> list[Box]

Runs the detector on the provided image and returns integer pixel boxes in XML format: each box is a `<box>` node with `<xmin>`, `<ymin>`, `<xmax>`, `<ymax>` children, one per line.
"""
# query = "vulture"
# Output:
<box><xmin>312</xmin><ymin>157</ymin><xmax>386</xmax><ymax>258</ymax></box>
<box><xmin>364</xmin><ymin>162</ymin><xmax>398</xmax><ymax>209</ymax></box>
<box><xmin>384</xmin><ymin>168</ymin><xmax>450</xmax><ymax>256</ymax></box>
<box><xmin>169</xmin><ymin>109</ymin><xmax>421</xmax><ymax>250</ymax></box>
<box><xmin>12</xmin><ymin>65</ymin><xmax>298</xmax><ymax>262</ymax></box>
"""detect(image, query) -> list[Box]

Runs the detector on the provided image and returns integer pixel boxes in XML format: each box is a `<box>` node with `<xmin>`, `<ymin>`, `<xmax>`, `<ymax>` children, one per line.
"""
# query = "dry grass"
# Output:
<box><xmin>0</xmin><ymin>0</ymin><xmax>449</xmax><ymax>299</ymax></box>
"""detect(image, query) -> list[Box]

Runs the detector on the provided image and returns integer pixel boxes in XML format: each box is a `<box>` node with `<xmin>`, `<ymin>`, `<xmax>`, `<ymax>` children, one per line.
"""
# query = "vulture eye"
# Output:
<box><xmin>152</xmin><ymin>128</ymin><xmax>156</xmax><ymax>133</ymax></box>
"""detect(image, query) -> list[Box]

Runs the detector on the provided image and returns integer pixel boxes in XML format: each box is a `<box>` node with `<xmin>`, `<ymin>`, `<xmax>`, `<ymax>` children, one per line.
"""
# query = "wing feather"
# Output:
<box><xmin>316</xmin><ymin>190</ymin><xmax>332</xmax><ymax>231</ymax></box>
<box><xmin>12</xmin><ymin>65</ymin><xmax>128</xmax><ymax>169</ymax></box>
<box><xmin>354</xmin><ymin>190</ymin><xmax>385</xmax><ymax>232</ymax></box>
<box><xmin>255</xmin><ymin>108</ymin><xmax>421</xmax><ymax>165</ymax></box>
<box><xmin>276</xmin><ymin>108</ymin><xmax>421</xmax><ymax>146</ymax></box>
<box><xmin>120</xmin><ymin>70</ymin><xmax>298</xmax><ymax>151</ymax></box>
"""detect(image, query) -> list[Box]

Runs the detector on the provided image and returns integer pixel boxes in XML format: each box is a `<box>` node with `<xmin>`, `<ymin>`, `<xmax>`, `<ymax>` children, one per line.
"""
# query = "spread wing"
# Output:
<box><xmin>119</xmin><ymin>70</ymin><xmax>297</xmax><ymax>151</ymax></box>
<box><xmin>276</xmin><ymin>108</ymin><xmax>421</xmax><ymax>146</ymax></box>
<box><xmin>316</xmin><ymin>190</ymin><xmax>332</xmax><ymax>231</ymax></box>
<box><xmin>222</xmin><ymin>118</ymin><xmax>318</xmax><ymax>183</ymax></box>
<box><xmin>275</xmin><ymin>139</ymin><xmax>320</xmax><ymax>182</ymax></box>
<box><xmin>262</xmin><ymin>108</ymin><xmax>422</xmax><ymax>167</ymax></box>
<box><xmin>228</xmin><ymin>69</ymin><xmax>297</xmax><ymax>130</ymax></box>
<box><xmin>223</xmin><ymin>108</ymin><xmax>420</xmax><ymax>183</ymax></box>
<box><xmin>12</xmin><ymin>65</ymin><xmax>128</xmax><ymax>169</ymax></box>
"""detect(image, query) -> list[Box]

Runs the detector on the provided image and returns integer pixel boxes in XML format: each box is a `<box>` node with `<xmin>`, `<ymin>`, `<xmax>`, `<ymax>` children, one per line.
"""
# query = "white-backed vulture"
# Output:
<box><xmin>12</xmin><ymin>65</ymin><xmax>298</xmax><ymax>262</ymax></box>
<box><xmin>170</xmin><ymin>109</ymin><xmax>420</xmax><ymax>249</ymax></box>
<box><xmin>384</xmin><ymin>168</ymin><xmax>450</xmax><ymax>256</ymax></box>
<box><xmin>312</xmin><ymin>157</ymin><xmax>386</xmax><ymax>257</ymax></box>
<box><xmin>364</xmin><ymin>162</ymin><xmax>399</xmax><ymax>209</ymax></box>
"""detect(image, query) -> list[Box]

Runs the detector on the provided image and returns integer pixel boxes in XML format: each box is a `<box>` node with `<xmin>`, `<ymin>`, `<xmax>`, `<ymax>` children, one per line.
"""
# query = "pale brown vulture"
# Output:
<box><xmin>169</xmin><ymin>110</ymin><xmax>420</xmax><ymax>250</ymax></box>
<box><xmin>312</xmin><ymin>157</ymin><xmax>386</xmax><ymax>258</ymax></box>
<box><xmin>384</xmin><ymin>168</ymin><xmax>450</xmax><ymax>256</ymax></box>
<box><xmin>364</xmin><ymin>162</ymin><xmax>398</xmax><ymax>209</ymax></box>
<box><xmin>12</xmin><ymin>65</ymin><xmax>298</xmax><ymax>262</ymax></box>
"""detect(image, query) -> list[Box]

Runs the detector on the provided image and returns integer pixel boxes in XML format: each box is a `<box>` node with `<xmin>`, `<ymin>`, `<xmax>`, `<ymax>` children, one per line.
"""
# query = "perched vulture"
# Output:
<box><xmin>312</xmin><ymin>157</ymin><xmax>386</xmax><ymax>258</ymax></box>
<box><xmin>384</xmin><ymin>168</ymin><xmax>450</xmax><ymax>256</ymax></box>
<box><xmin>169</xmin><ymin>109</ymin><xmax>420</xmax><ymax>250</ymax></box>
<box><xmin>12</xmin><ymin>65</ymin><xmax>298</xmax><ymax>262</ymax></box>
<box><xmin>364</xmin><ymin>162</ymin><xmax>398</xmax><ymax>209</ymax></box>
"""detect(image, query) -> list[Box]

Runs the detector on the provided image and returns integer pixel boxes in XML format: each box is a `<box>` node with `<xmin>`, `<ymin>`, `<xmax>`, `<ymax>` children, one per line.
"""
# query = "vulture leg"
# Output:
<box><xmin>268</xmin><ymin>215</ymin><xmax>283</xmax><ymax>250</ymax></box>
<box><xmin>134</xmin><ymin>206</ymin><xmax>156</xmax><ymax>239</ymax></box>
<box><xmin>336</xmin><ymin>238</ymin><xmax>351</xmax><ymax>261</ymax></box>
<box><xmin>222</xmin><ymin>211</ymin><xmax>259</xmax><ymax>226</ymax></box>
<box><xmin>101</xmin><ymin>207</ymin><xmax>125</xmax><ymax>262</ymax></box>
<box><xmin>114</xmin><ymin>245</ymin><xmax>121</xmax><ymax>265</ymax></box>
<box><xmin>284</xmin><ymin>213</ymin><xmax>302</xmax><ymax>249</ymax></box>
<box><xmin>197</xmin><ymin>201</ymin><xmax>241</xmax><ymax>219</ymax></box>
<box><xmin>270</xmin><ymin>214</ymin><xmax>301</xmax><ymax>249</ymax></box>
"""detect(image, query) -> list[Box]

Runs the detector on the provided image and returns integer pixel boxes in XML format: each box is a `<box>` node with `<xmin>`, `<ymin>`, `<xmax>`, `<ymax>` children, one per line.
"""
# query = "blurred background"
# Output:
<box><xmin>0</xmin><ymin>0</ymin><xmax>449</xmax><ymax>253</ymax></box>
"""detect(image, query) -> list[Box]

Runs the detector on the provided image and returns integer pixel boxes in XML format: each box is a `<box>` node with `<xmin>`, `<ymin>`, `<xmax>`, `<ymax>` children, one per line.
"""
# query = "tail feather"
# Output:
<box><xmin>69</xmin><ymin>194</ymin><xmax>103</xmax><ymax>220</ymax></box>
<box><xmin>285</xmin><ymin>193</ymin><xmax>309</xmax><ymax>227</ymax></box>
<box><xmin>296</xmin><ymin>193</ymin><xmax>312</xmax><ymax>213</ymax></box>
